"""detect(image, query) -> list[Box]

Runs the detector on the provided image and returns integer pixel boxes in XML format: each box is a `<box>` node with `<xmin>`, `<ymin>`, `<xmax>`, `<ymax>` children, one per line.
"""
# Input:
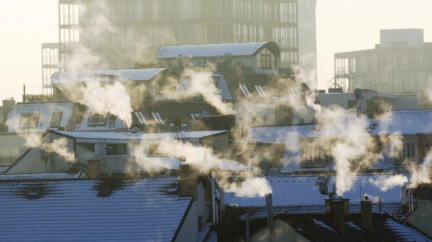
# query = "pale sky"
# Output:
<box><xmin>1</xmin><ymin>0</ymin><xmax>432</xmax><ymax>102</ymax></box>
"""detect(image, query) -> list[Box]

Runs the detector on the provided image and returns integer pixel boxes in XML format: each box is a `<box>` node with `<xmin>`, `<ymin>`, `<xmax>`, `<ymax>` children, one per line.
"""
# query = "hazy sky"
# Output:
<box><xmin>1</xmin><ymin>0</ymin><xmax>431</xmax><ymax>102</ymax></box>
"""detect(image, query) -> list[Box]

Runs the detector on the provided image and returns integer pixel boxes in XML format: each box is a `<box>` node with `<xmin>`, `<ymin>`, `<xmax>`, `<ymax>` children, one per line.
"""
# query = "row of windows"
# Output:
<box><xmin>19</xmin><ymin>112</ymin><xmax>63</xmax><ymax>129</ymax></box>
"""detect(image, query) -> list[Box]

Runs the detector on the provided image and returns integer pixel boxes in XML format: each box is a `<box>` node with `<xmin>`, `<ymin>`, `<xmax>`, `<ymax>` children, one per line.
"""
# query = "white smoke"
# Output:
<box><xmin>408</xmin><ymin>149</ymin><xmax>432</xmax><ymax>188</ymax></box>
<box><xmin>25</xmin><ymin>133</ymin><xmax>75</xmax><ymax>162</ymax></box>
<box><xmin>372</xmin><ymin>174</ymin><xmax>408</xmax><ymax>192</ymax></box>
<box><xmin>132</xmin><ymin>137</ymin><xmax>272</xmax><ymax>198</ymax></box>
<box><xmin>179</xmin><ymin>69</ymin><xmax>235</xmax><ymax>115</ymax></box>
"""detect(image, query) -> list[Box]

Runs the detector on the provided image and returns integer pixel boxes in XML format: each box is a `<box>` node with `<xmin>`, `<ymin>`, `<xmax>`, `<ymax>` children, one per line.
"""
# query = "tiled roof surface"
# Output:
<box><xmin>383</xmin><ymin>218</ymin><xmax>431</xmax><ymax>241</ymax></box>
<box><xmin>0</xmin><ymin>177</ymin><xmax>191</xmax><ymax>241</ymax></box>
<box><xmin>51</xmin><ymin>68</ymin><xmax>166</xmax><ymax>83</ymax></box>
<box><xmin>224</xmin><ymin>175</ymin><xmax>403</xmax><ymax>207</ymax></box>
<box><xmin>158</xmin><ymin>42</ymin><xmax>275</xmax><ymax>58</ymax></box>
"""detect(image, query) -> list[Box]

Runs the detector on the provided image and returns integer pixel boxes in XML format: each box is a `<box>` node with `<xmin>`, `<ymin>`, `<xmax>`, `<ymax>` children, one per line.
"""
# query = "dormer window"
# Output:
<box><xmin>257</xmin><ymin>48</ymin><xmax>276</xmax><ymax>70</ymax></box>
<box><xmin>87</xmin><ymin>112</ymin><xmax>107</xmax><ymax>127</ymax></box>
<box><xmin>19</xmin><ymin>113</ymin><xmax>40</xmax><ymax>129</ymax></box>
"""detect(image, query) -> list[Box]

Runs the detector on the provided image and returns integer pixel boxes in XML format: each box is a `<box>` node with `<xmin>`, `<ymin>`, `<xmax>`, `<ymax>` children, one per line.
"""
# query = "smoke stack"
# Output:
<box><xmin>331</xmin><ymin>200</ymin><xmax>345</xmax><ymax>233</ymax></box>
<box><xmin>361</xmin><ymin>200</ymin><xmax>373</xmax><ymax>233</ymax></box>
<box><xmin>265</xmin><ymin>193</ymin><xmax>275</xmax><ymax>242</ymax></box>
<box><xmin>88</xmin><ymin>159</ymin><xmax>102</xmax><ymax>179</ymax></box>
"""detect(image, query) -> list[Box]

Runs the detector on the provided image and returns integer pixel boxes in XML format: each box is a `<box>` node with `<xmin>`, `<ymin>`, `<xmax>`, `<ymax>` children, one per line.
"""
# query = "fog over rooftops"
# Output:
<box><xmin>51</xmin><ymin>68</ymin><xmax>166</xmax><ymax>84</ymax></box>
<box><xmin>158</xmin><ymin>41</ymin><xmax>280</xmax><ymax>59</ymax></box>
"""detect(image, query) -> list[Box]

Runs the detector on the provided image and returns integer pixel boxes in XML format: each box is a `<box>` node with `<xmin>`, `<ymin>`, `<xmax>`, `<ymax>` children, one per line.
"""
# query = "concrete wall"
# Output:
<box><xmin>0</xmin><ymin>133</ymin><xmax>28</xmax><ymax>166</ymax></box>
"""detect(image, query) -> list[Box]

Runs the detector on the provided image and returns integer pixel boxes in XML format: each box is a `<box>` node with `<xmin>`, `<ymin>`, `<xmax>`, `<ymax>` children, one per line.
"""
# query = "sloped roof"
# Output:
<box><xmin>53</xmin><ymin>130</ymin><xmax>228</xmax><ymax>141</ymax></box>
<box><xmin>0</xmin><ymin>177</ymin><xmax>191</xmax><ymax>241</ymax></box>
<box><xmin>372</xmin><ymin>110</ymin><xmax>432</xmax><ymax>135</ymax></box>
<box><xmin>51</xmin><ymin>68</ymin><xmax>166</xmax><ymax>84</ymax></box>
<box><xmin>224</xmin><ymin>175</ymin><xmax>403</xmax><ymax>207</ymax></box>
<box><xmin>249</xmin><ymin>125</ymin><xmax>316</xmax><ymax>144</ymax></box>
<box><xmin>158</xmin><ymin>42</ymin><xmax>280</xmax><ymax>59</ymax></box>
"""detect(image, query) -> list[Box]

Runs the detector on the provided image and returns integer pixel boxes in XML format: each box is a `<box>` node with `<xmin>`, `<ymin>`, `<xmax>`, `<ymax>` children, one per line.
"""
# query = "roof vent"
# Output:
<box><xmin>98</xmin><ymin>186</ymin><xmax>113</xmax><ymax>197</ymax></box>
<box><xmin>27</xmin><ymin>187</ymin><xmax>44</xmax><ymax>199</ymax></box>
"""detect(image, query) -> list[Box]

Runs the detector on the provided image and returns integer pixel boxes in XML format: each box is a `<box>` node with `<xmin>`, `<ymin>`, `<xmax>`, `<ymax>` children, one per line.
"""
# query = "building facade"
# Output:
<box><xmin>42</xmin><ymin>0</ymin><xmax>317</xmax><ymax>94</ymax></box>
<box><xmin>334</xmin><ymin>29</ymin><xmax>432</xmax><ymax>97</ymax></box>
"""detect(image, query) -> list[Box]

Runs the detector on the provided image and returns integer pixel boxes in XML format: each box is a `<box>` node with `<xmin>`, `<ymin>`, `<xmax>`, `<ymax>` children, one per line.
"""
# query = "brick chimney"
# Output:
<box><xmin>361</xmin><ymin>200</ymin><xmax>373</xmax><ymax>233</ymax></box>
<box><xmin>331</xmin><ymin>200</ymin><xmax>345</xmax><ymax>233</ymax></box>
<box><xmin>178</xmin><ymin>164</ymin><xmax>199</xmax><ymax>200</ymax></box>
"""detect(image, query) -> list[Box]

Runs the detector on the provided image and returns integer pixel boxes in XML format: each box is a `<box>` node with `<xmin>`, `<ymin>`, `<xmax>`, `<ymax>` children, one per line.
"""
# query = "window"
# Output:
<box><xmin>105</xmin><ymin>143</ymin><xmax>127</xmax><ymax>155</ymax></box>
<box><xmin>239</xmin><ymin>84</ymin><xmax>251</xmax><ymax>96</ymax></box>
<box><xmin>254</xmin><ymin>85</ymin><xmax>266</xmax><ymax>97</ymax></box>
<box><xmin>19</xmin><ymin>113</ymin><xmax>40</xmax><ymax>129</ymax></box>
<box><xmin>401</xmin><ymin>143</ymin><xmax>415</xmax><ymax>160</ymax></box>
<box><xmin>257</xmin><ymin>48</ymin><xmax>275</xmax><ymax>69</ymax></box>
<box><xmin>50</xmin><ymin>112</ymin><xmax>63</xmax><ymax>128</ymax></box>
<box><xmin>87</xmin><ymin>112</ymin><xmax>107</xmax><ymax>126</ymax></box>
<box><xmin>134</xmin><ymin>112</ymin><xmax>148</xmax><ymax>125</ymax></box>
<box><xmin>151</xmin><ymin>112</ymin><xmax>165</xmax><ymax>124</ymax></box>
<box><xmin>78</xmin><ymin>143</ymin><xmax>95</xmax><ymax>153</ymax></box>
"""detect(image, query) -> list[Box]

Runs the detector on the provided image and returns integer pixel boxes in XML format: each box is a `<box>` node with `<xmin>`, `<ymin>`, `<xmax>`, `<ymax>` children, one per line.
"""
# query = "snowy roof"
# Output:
<box><xmin>158</xmin><ymin>42</ymin><xmax>279</xmax><ymax>59</ymax></box>
<box><xmin>249</xmin><ymin>125</ymin><xmax>316</xmax><ymax>144</ymax></box>
<box><xmin>0</xmin><ymin>171</ymin><xmax>83</xmax><ymax>180</ymax></box>
<box><xmin>54</xmin><ymin>130</ymin><xmax>228</xmax><ymax>141</ymax></box>
<box><xmin>372</xmin><ymin>110</ymin><xmax>432</xmax><ymax>135</ymax></box>
<box><xmin>0</xmin><ymin>177</ymin><xmax>191</xmax><ymax>241</ymax></box>
<box><xmin>224</xmin><ymin>175</ymin><xmax>404</xmax><ymax>207</ymax></box>
<box><xmin>51</xmin><ymin>68</ymin><xmax>166</xmax><ymax>84</ymax></box>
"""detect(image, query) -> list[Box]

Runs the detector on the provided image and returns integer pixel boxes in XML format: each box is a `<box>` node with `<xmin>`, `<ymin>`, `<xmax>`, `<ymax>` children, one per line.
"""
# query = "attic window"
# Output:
<box><xmin>134</xmin><ymin>111</ymin><xmax>148</xmax><ymax>125</ymax></box>
<box><xmin>255</xmin><ymin>85</ymin><xmax>266</xmax><ymax>97</ymax></box>
<box><xmin>98</xmin><ymin>186</ymin><xmax>113</xmax><ymax>197</ymax></box>
<box><xmin>27</xmin><ymin>187</ymin><xmax>44</xmax><ymax>199</ymax></box>
<box><xmin>87</xmin><ymin>112</ymin><xmax>107</xmax><ymax>126</ymax></box>
<box><xmin>151</xmin><ymin>112</ymin><xmax>165</xmax><ymax>124</ymax></box>
<box><xmin>50</xmin><ymin>112</ymin><xmax>63</xmax><ymax>128</ymax></box>
<box><xmin>239</xmin><ymin>84</ymin><xmax>250</xmax><ymax>96</ymax></box>
<box><xmin>19</xmin><ymin>113</ymin><xmax>40</xmax><ymax>129</ymax></box>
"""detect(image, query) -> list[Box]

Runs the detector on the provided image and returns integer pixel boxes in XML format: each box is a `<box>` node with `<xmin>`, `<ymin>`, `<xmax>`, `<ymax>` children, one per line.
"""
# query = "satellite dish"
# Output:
<box><xmin>353</xmin><ymin>88</ymin><xmax>362</xmax><ymax>99</ymax></box>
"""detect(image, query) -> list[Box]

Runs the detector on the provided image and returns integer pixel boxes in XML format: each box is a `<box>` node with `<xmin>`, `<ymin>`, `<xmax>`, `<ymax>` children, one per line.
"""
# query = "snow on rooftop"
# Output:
<box><xmin>158</xmin><ymin>42</ymin><xmax>275</xmax><ymax>59</ymax></box>
<box><xmin>224</xmin><ymin>175</ymin><xmax>404</xmax><ymax>207</ymax></box>
<box><xmin>0</xmin><ymin>177</ymin><xmax>191</xmax><ymax>241</ymax></box>
<box><xmin>384</xmin><ymin>218</ymin><xmax>431</xmax><ymax>241</ymax></box>
<box><xmin>0</xmin><ymin>172</ymin><xmax>83</xmax><ymax>180</ymax></box>
<box><xmin>51</xmin><ymin>68</ymin><xmax>166</xmax><ymax>84</ymax></box>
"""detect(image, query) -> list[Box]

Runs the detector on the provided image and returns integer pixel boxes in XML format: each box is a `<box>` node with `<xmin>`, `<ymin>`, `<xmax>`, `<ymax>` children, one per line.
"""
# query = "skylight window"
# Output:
<box><xmin>239</xmin><ymin>84</ymin><xmax>250</xmax><ymax>96</ymax></box>
<box><xmin>151</xmin><ymin>112</ymin><xmax>165</xmax><ymax>124</ymax></box>
<box><xmin>27</xmin><ymin>187</ymin><xmax>44</xmax><ymax>199</ymax></box>
<box><xmin>134</xmin><ymin>111</ymin><xmax>148</xmax><ymax>125</ymax></box>
<box><xmin>254</xmin><ymin>85</ymin><xmax>266</xmax><ymax>97</ymax></box>
<box><xmin>290</xmin><ymin>87</ymin><xmax>301</xmax><ymax>99</ymax></box>
<box><xmin>50</xmin><ymin>112</ymin><xmax>63</xmax><ymax>128</ymax></box>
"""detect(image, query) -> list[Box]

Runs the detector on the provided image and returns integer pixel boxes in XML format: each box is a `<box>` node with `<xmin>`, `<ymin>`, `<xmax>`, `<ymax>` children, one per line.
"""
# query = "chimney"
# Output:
<box><xmin>361</xmin><ymin>200</ymin><xmax>373</xmax><ymax>233</ymax></box>
<box><xmin>266</xmin><ymin>193</ymin><xmax>275</xmax><ymax>242</ymax></box>
<box><xmin>331</xmin><ymin>200</ymin><xmax>345</xmax><ymax>233</ymax></box>
<box><xmin>88</xmin><ymin>159</ymin><xmax>102</xmax><ymax>179</ymax></box>
<box><xmin>179</xmin><ymin>164</ymin><xmax>199</xmax><ymax>200</ymax></box>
